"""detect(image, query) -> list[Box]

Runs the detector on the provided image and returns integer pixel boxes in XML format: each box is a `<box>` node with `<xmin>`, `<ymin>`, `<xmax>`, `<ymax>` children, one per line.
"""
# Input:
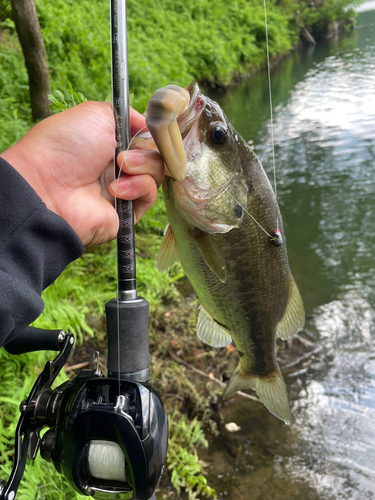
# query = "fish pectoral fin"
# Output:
<box><xmin>276</xmin><ymin>278</ymin><xmax>305</xmax><ymax>340</ymax></box>
<box><xmin>190</xmin><ymin>229</ymin><xmax>226</xmax><ymax>283</ymax></box>
<box><xmin>197</xmin><ymin>305</ymin><xmax>232</xmax><ymax>347</ymax></box>
<box><xmin>156</xmin><ymin>223</ymin><xmax>178</xmax><ymax>271</ymax></box>
<box><xmin>223</xmin><ymin>366</ymin><xmax>291</xmax><ymax>425</ymax></box>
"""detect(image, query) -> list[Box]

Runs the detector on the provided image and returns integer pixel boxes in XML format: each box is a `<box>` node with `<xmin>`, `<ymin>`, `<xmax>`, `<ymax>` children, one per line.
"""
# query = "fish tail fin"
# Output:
<box><xmin>223</xmin><ymin>365</ymin><xmax>291</xmax><ymax>425</ymax></box>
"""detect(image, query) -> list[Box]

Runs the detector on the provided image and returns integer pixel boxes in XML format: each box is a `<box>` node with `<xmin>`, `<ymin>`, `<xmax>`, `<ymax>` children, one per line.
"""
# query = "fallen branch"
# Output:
<box><xmin>168</xmin><ymin>351</ymin><xmax>261</xmax><ymax>403</ymax></box>
<box><xmin>64</xmin><ymin>361</ymin><xmax>90</xmax><ymax>371</ymax></box>
<box><xmin>287</xmin><ymin>367</ymin><xmax>309</xmax><ymax>378</ymax></box>
<box><xmin>281</xmin><ymin>346</ymin><xmax>323</xmax><ymax>372</ymax></box>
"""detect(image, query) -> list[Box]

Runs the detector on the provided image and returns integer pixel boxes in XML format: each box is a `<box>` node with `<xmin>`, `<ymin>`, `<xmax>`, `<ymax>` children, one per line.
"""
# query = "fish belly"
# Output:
<box><xmin>165</xmin><ymin>182</ymin><xmax>290</xmax><ymax>364</ymax></box>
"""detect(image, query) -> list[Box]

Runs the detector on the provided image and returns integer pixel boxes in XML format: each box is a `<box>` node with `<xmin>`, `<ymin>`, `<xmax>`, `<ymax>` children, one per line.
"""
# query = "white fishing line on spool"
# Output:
<box><xmin>88</xmin><ymin>440</ymin><xmax>126</xmax><ymax>482</ymax></box>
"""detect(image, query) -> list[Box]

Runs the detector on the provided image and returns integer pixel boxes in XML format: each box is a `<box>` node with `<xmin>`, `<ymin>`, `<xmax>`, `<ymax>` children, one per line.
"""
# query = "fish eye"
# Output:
<box><xmin>208</xmin><ymin>124</ymin><xmax>228</xmax><ymax>146</ymax></box>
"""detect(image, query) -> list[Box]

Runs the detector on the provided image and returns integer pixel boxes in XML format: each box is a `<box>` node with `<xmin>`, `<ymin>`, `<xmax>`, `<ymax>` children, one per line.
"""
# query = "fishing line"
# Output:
<box><xmin>114</xmin><ymin>187</ymin><xmax>121</xmax><ymax>397</ymax></box>
<box><xmin>263</xmin><ymin>0</ymin><xmax>279</xmax><ymax>231</ymax></box>
<box><xmin>113</xmin><ymin>142</ymin><xmax>121</xmax><ymax>397</ymax></box>
<box><xmin>224</xmin><ymin>190</ymin><xmax>274</xmax><ymax>239</ymax></box>
<box><xmin>114</xmin><ymin>125</ymin><xmax>152</xmax><ymax>187</ymax></box>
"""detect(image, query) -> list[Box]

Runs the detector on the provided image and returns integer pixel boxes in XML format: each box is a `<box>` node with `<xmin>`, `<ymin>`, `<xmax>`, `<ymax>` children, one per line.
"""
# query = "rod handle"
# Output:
<box><xmin>106</xmin><ymin>297</ymin><xmax>150</xmax><ymax>381</ymax></box>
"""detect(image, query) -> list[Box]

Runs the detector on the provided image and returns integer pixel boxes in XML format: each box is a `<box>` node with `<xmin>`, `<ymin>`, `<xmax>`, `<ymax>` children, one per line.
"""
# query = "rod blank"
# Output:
<box><xmin>111</xmin><ymin>0</ymin><xmax>136</xmax><ymax>294</ymax></box>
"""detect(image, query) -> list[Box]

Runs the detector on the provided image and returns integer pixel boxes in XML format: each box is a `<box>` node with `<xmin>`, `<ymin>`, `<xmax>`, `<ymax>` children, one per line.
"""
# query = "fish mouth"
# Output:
<box><xmin>177</xmin><ymin>83</ymin><xmax>205</xmax><ymax>138</ymax></box>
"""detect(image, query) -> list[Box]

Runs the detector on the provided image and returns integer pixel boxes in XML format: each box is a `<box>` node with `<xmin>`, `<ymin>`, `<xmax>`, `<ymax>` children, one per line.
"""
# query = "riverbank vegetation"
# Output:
<box><xmin>0</xmin><ymin>0</ymin><xmax>358</xmax><ymax>498</ymax></box>
<box><xmin>0</xmin><ymin>0</ymin><xmax>358</xmax><ymax>150</ymax></box>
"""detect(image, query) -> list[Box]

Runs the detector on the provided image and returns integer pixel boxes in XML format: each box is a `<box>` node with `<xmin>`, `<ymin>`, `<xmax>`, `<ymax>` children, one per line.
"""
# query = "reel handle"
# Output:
<box><xmin>4</xmin><ymin>327</ymin><xmax>67</xmax><ymax>354</ymax></box>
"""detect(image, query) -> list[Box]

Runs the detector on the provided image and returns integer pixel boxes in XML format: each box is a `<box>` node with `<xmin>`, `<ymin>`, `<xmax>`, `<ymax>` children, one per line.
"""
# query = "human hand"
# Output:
<box><xmin>1</xmin><ymin>101</ymin><xmax>165</xmax><ymax>247</ymax></box>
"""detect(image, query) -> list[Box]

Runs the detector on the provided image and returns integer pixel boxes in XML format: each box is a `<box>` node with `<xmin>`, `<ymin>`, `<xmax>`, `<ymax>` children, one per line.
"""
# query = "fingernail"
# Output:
<box><xmin>111</xmin><ymin>178</ymin><xmax>130</xmax><ymax>195</ymax></box>
<box><xmin>121</xmin><ymin>151</ymin><xmax>144</xmax><ymax>168</ymax></box>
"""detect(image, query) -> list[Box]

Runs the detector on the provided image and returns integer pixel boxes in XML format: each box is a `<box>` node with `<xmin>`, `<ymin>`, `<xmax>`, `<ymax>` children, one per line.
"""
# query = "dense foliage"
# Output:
<box><xmin>0</xmin><ymin>0</ymin><xmax>357</xmax><ymax>151</ymax></box>
<box><xmin>0</xmin><ymin>0</ymin><xmax>358</xmax><ymax>498</ymax></box>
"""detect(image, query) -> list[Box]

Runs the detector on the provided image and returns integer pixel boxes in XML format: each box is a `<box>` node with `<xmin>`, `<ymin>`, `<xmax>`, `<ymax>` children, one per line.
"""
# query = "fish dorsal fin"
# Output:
<box><xmin>276</xmin><ymin>278</ymin><xmax>305</xmax><ymax>340</ymax></box>
<box><xmin>156</xmin><ymin>223</ymin><xmax>178</xmax><ymax>271</ymax></box>
<box><xmin>223</xmin><ymin>365</ymin><xmax>291</xmax><ymax>424</ymax></box>
<box><xmin>197</xmin><ymin>305</ymin><xmax>232</xmax><ymax>347</ymax></box>
<box><xmin>190</xmin><ymin>229</ymin><xmax>226</xmax><ymax>283</ymax></box>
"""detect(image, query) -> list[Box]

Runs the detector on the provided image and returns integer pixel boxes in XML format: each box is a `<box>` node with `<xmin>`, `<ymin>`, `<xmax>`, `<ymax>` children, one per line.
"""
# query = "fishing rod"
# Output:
<box><xmin>0</xmin><ymin>1</ymin><xmax>167</xmax><ymax>499</ymax></box>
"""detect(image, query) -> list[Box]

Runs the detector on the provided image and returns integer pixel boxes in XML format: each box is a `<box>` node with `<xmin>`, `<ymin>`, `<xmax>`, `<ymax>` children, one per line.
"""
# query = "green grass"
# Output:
<box><xmin>0</xmin><ymin>0</ymin><xmax>358</xmax><ymax>151</ymax></box>
<box><xmin>0</xmin><ymin>347</ymin><xmax>86</xmax><ymax>499</ymax></box>
<box><xmin>168</xmin><ymin>413</ymin><xmax>216</xmax><ymax>500</ymax></box>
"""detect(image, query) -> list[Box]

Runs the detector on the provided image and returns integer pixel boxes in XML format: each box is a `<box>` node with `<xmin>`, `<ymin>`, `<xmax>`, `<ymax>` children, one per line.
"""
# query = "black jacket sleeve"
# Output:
<box><xmin>0</xmin><ymin>157</ymin><xmax>84</xmax><ymax>347</ymax></box>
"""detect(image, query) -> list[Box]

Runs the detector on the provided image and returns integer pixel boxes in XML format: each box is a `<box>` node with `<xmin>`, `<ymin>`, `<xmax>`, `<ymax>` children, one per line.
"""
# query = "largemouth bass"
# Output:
<box><xmin>146</xmin><ymin>83</ymin><xmax>305</xmax><ymax>424</ymax></box>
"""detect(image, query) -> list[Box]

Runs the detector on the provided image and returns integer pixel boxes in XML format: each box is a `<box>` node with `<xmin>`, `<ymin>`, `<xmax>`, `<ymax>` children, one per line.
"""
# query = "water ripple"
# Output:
<box><xmin>204</xmin><ymin>8</ymin><xmax>375</xmax><ymax>500</ymax></box>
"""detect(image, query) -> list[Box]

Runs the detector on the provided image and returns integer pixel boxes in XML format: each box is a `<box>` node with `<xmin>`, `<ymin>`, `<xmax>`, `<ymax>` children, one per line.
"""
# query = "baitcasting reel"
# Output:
<box><xmin>0</xmin><ymin>301</ymin><xmax>168</xmax><ymax>500</ymax></box>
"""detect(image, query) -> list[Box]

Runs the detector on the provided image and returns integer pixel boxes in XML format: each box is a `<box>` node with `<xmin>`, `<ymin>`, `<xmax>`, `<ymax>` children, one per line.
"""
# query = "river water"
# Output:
<box><xmin>201</xmin><ymin>7</ymin><xmax>375</xmax><ymax>500</ymax></box>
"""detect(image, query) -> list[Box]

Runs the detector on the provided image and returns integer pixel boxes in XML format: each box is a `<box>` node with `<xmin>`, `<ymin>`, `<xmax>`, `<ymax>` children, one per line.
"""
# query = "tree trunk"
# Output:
<box><xmin>10</xmin><ymin>0</ymin><xmax>51</xmax><ymax>121</ymax></box>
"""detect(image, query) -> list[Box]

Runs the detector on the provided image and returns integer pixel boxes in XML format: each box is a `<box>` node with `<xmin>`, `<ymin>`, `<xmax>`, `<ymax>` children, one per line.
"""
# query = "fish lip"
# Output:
<box><xmin>177</xmin><ymin>82</ymin><xmax>205</xmax><ymax>138</ymax></box>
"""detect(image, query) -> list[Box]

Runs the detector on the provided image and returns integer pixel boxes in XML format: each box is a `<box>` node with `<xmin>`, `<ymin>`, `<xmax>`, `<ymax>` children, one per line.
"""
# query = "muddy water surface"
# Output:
<box><xmin>202</xmin><ymin>7</ymin><xmax>375</xmax><ymax>499</ymax></box>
